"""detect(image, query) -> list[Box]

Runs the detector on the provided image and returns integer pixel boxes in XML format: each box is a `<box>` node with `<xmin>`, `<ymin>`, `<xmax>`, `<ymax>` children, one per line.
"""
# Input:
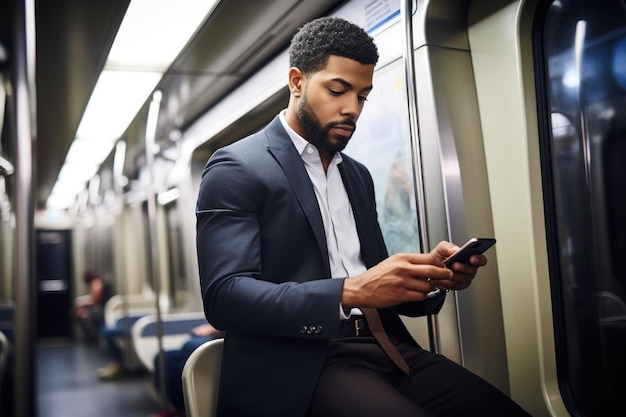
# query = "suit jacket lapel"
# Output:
<box><xmin>339</xmin><ymin>160</ymin><xmax>381</xmax><ymax>268</ymax></box>
<box><xmin>264</xmin><ymin>117</ymin><xmax>331</xmax><ymax>276</ymax></box>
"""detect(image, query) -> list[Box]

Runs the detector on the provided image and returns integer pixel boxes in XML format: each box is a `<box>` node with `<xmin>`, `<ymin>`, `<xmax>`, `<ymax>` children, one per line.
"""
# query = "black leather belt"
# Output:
<box><xmin>340</xmin><ymin>316</ymin><xmax>372</xmax><ymax>337</ymax></box>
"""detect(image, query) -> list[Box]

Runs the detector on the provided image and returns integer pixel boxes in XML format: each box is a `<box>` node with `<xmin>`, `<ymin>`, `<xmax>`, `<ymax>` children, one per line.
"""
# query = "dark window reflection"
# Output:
<box><xmin>539</xmin><ymin>0</ymin><xmax>626</xmax><ymax>415</ymax></box>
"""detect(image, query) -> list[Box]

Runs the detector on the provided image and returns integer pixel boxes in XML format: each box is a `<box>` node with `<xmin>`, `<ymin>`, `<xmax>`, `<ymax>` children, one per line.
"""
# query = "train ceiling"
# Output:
<box><xmin>1</xmin><ymin>0</ymin><xmax>343</xmax><ymax>209</ymax></box>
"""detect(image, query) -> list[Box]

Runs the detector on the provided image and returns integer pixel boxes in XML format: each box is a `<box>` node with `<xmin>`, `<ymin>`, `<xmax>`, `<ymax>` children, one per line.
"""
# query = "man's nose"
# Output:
<box><xmin>341</xmin><ymin>94</ymin><xmax>361</xmax><ymax>118</ymax></box>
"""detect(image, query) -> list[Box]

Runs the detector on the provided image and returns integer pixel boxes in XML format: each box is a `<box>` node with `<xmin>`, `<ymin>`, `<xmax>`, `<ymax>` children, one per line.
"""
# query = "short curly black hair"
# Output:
<box><xmin>288</xmin><ymin>17</ymin><xmax>379</xmax><ymax>75</ymax></box>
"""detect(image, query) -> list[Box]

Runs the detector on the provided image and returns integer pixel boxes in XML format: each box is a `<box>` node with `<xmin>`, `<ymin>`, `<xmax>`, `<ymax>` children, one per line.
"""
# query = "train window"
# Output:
<box><xmin>536</xmin><ymin>0</ymin><xmax>626</xmax><ymax>414</ymax></box>
<box><xmin>164</xmin><ymin>201</ymin><xmax>187</xmax><ymax>307</ymax></box>
<box><xmin>141</xmin><ymin>200</ymin><xmax>155</xmax><ymax>293</ymax></box>
<box><xmin>345</xmin><ymin>58</ymin><xmax>421</xmax><ymax>255</ymax></box>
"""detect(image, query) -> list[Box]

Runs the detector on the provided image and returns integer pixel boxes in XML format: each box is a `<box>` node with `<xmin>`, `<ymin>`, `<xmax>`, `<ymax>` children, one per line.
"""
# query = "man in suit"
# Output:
<box><xmin>196</xmin><ymin>16</ymin><xmax>530</xmax><ymax>417</ymax></box>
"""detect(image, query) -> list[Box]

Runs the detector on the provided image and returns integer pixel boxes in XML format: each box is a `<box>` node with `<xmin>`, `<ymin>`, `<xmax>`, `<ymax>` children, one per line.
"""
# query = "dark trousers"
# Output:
<box><xmin>101</xmin><ymin>324</ymin><xmax>124</xmax><ymax>361</ymax></box>
<box><xmin>307</xmin><ymin>336</ymin><xmax>532</xmax><ymax>417</ymax></box>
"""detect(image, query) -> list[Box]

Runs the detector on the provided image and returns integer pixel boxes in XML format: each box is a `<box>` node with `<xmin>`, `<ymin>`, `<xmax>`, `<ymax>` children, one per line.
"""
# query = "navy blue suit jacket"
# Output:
<box><xmin>196</xmin><ymin>115</ymin><xmax>445</xmax><ymax>416</ymax></box>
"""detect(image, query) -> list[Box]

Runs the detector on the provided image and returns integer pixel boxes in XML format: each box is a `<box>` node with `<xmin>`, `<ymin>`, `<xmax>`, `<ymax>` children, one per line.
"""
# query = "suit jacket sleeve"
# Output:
<box><xmin>196</xmin><ymin>128</ymin><xmax>346</xmax><ymax>340</ymax></box>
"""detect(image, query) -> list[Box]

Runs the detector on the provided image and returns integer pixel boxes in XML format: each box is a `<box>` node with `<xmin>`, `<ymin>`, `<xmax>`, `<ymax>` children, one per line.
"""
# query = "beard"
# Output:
<box><xmin>297</xmin><ymin>95</ymin><xmax>356</xmax><ymax>154</ymax></box>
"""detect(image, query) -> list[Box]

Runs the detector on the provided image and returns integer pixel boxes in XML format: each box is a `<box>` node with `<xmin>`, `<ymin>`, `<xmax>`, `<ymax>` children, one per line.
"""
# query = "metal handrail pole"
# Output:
<box><xmin>401</xmin><ymin>0</ymin><xmax>441</xmax><ymax>353</ymax></box>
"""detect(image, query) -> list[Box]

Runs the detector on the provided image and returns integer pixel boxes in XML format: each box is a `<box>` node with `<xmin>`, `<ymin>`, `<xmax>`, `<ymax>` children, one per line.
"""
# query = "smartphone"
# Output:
<box><xmin>443</xmin><ymin>237</ymin><xmax>496</xmax><ymax>268</ymax></box>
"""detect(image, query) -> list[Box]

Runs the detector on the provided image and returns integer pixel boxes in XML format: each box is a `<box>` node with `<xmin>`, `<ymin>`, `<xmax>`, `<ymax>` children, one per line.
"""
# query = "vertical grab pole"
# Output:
<box><xmin>13</xmin><ymin>0</ymin><xmax>38</xmax><ymax>415</ymax></box>
<box><xmin>144</xmin><ymin>90</ymin><xmax>168</xmax><ymax>408</ymax></box>
<box><xmin>400</xmin><ymin>0</ymin><xmax>441</xmax><ymax>353</ymax></box>
<box><xmin>13</xmin><ymin>0</ymin><xmax>37</xmax><ymax>415</ymax></box>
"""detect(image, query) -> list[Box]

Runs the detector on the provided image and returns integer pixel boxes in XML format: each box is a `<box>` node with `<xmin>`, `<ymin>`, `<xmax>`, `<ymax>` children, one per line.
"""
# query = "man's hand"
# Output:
<box><xmin>430</xmin><ymin>241</ymin><xmax>487</xmax><ymax>291</ymax></box>
<box><xmin>341</xmin><ymin>241</ymin><xmax>488</xmax><ymax>309</ymax></box>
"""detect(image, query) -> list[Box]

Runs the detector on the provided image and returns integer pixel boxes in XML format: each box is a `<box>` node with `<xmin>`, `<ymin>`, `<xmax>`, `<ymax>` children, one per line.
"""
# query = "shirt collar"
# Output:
<box><xmin>279</xmin><ymin>110</ymin><xmax>343</xmax><ymax>164</ymax></box>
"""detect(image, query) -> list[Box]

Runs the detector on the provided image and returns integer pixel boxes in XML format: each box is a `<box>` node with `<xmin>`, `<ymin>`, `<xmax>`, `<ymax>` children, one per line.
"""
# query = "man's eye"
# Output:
<box><xmin>329</xmin><ymin>89</ymin><xmax>344</xmax><ymax>96</ymax></box>
<box><xmin>358</xmin><ymin>96</ymin><xmax>368</xmax><ymax>103</ymax></box>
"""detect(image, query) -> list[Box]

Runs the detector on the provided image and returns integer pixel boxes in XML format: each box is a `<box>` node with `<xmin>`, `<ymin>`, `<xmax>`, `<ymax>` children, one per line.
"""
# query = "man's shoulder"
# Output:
<box><xmin>218</xmin><ymin>116</ymin><xmax>283</xmax><ymax>153</ymax></box>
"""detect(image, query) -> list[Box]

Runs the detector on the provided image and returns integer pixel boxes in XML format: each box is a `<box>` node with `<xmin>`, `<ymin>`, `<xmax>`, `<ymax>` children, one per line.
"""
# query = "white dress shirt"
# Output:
<box><xmin>279</xmin><ymin>111</ymin><xmax>365</xmax><ymax>317</ymax></box>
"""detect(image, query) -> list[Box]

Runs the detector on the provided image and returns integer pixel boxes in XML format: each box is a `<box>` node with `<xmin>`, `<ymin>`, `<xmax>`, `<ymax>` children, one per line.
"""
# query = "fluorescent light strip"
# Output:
<box><xmin>46</xmin><ymin>0</ymin><xmax>220</xmax><ymax>209</ymax></box>
<box><xmin>75</xmin><ymin>70</ymin><xmax>162</xmax><ymax>141</ymax></box>
<box><xmin>107</xmin><ymin>0</ymin><xmax>217</xmax><ymax>69</ymax></box>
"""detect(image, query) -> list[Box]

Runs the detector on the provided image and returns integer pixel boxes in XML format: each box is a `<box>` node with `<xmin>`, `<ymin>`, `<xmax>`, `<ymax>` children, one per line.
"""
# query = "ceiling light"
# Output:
<box><xmin>46</xmin><ymin>0</ymin><xmax>220</xmax><ymax>210</ymax></box>
<box><xmin>75</xmin><ymin>70</ymin><xmax>162</xmax><ymax>142</ymax></box>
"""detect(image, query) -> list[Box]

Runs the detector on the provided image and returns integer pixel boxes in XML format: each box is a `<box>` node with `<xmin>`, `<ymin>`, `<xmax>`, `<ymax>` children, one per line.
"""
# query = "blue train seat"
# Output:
<box><xmin>131</xmin><ymin>312</ymin><xmax>208</xmax><ymax>372</ymax></box>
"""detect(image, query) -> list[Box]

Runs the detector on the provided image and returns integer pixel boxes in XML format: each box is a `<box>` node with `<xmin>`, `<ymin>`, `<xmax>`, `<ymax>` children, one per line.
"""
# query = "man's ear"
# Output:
<box><xmin>288</xmin><ymin>67</ymin><xmax>304</xmax><ymax>97</ymax></box>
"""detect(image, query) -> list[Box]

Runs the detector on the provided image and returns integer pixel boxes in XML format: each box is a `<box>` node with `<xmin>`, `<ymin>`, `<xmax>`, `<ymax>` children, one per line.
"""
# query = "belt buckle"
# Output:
<box><xmin>354</xmin><ymin>318</ymin><xmax>361</xmax><ymax>336</ymax></box>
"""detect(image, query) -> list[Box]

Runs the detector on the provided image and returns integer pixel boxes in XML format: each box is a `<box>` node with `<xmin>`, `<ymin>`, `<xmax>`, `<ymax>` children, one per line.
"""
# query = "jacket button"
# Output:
<box><xmin>299</xmin><ymin>325</ymin><xmax>307</xmax><ymax>334</ymax></box>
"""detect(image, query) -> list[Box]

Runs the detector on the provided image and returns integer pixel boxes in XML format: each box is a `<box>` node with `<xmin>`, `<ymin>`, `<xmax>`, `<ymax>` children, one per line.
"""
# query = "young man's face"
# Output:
<box><xmin>297</xmin><ymin>55</ymin><xmax>374</xmax><ymax>154</ymax></box>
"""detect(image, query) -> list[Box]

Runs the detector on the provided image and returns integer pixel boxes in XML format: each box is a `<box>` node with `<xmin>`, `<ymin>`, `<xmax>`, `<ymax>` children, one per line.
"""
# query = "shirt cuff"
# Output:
<box><xmin>339</xmin><ymin>303</ymin><xmax>351</xmax><ymax>319</ymax></box>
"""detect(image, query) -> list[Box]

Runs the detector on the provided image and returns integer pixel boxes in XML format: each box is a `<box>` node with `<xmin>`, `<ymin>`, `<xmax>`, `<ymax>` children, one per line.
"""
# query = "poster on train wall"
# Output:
<box><xmin>344</xmin><ymin>59</ymin><xmax>420</xmax><ymax>255</ymax></box>
<box><xmin>336</xmin><ymin>0</ymin><xmax>400</xmax><ymax>35</ymax></box>
<box><xmin>363</xmin><ymin>0</ymin><xmax>400</xmax><ymax>33</ymax></box>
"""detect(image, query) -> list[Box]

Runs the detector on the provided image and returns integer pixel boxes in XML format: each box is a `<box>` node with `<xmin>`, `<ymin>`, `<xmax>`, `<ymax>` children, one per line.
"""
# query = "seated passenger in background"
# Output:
<box><xmin>71</xmin><ymin>270</ymin><xmax>108</xmax><ymax>344</ymax></box>
<box><xmin>151</xmin><ymin>323</ymin><xmax>224</xmax><ymax>417</ymax></box>
<box><xmin>97</xmin><ymin>321</ymin><xmax>127</xmax><ymax>380</ymax></box>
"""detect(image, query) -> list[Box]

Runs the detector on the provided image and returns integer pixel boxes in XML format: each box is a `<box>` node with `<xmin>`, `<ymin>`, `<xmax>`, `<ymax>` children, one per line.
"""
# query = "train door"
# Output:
<box><xmin>36</xmin><ymin>229</ymin><xmax>73</xmax><ymax>339</ymax></box>
<box><xmin>535</xmin><ymin>0</ymin><xmax>626</xmax><ymax>415</ymax></box>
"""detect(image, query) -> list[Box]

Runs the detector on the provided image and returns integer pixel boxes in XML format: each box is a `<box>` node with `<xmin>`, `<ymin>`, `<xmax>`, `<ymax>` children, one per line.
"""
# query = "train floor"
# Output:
<box><xmin>37</xmin><ymin>339</ymin><xmax>164</xmax><ymax>417</ymax></box>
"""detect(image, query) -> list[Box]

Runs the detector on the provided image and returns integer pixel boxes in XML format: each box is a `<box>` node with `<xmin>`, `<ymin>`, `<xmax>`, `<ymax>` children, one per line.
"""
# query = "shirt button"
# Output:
<box><xmin>306</xmin><ymin>146</ymin><xmax>314</xmax><ymax>155</ymax></box>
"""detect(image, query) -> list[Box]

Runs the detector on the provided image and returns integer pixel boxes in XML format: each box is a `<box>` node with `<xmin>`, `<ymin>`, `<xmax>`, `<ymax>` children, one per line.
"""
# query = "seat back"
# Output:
<box><xmin>103</xmin><ymin>294</ymin><xmax>159</xmax><ymax>370</ymax></box>
<box><xmin>131</xmin><ymin>312</ymin><xmax>207</xmax><ymax>372</ymax></box>
<box><xmin>182</xmin><ymin>338</ymin><xmax>224</xmax><ymax>417</ymax></box>
<box><xmin>104</xmin><ymin>293</ymin><xmax>157</xmax><ymax>328</ymax></box>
